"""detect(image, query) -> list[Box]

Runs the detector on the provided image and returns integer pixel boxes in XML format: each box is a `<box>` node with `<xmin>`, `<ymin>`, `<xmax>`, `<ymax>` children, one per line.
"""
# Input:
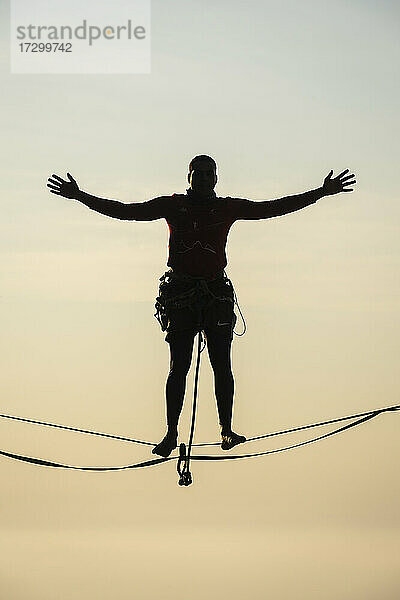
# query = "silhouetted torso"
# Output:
<box><xmin>132</xmin><ymin>188</ymin><xmax>318</xmax><ymax>278</ymax></box>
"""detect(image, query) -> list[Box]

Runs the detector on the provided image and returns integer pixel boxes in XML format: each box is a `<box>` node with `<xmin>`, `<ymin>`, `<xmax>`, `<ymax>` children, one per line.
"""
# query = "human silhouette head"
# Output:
<box><xmin>188</xmin><ymin>155</ymin><xmax>217</xmax><ymax>195</ymax></box>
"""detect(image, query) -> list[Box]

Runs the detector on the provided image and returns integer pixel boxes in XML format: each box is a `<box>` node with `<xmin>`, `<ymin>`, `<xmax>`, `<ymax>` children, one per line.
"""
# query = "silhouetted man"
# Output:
<box><xmin>47</xmin><ymin>157</ymin><xmax>356</xmax><ymax>456</ymax></box>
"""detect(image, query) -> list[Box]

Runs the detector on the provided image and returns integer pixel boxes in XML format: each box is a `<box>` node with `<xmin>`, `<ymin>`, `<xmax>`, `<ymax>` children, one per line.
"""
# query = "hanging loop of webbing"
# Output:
<box><xmin>176</xmin><ymin>329</ymin><xmax>203</xmax><ymax>487</ymax></box>
<box><xmin>177</xmin><ymin>443</ymin><xmax>192</xmax><ymax>486</ymax></box>
<box><xmin>179</xmin><ymin>471</ymin><xmax>192</xmax><ymax>486</ymax></box>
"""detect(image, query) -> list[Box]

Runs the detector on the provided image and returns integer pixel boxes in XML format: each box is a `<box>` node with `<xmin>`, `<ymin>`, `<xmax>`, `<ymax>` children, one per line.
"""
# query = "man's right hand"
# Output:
<box><xmin>47</xmin><ymin>173</ymin><xmax>80</xmax><ymax>199</ymax></box>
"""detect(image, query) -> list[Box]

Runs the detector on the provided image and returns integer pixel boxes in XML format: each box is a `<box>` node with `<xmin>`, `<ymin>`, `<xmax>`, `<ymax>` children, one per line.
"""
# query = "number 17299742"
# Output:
<box><xmin>19</xmin><ymin>42</ymin><xmax>72</xmax><ymax>52</ymax></box>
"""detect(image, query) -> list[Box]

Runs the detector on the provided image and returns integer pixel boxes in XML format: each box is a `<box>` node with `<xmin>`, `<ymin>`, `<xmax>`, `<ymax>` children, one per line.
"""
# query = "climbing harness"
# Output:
<box><xmin>154</xmin><ymin>269</ymin><xmax>242</xmax><ymax>338</ymax></box>
<box><xmin>0</xmin><ymin>404</ymin><xmax>398</xmax><ymax>484</ymax></box>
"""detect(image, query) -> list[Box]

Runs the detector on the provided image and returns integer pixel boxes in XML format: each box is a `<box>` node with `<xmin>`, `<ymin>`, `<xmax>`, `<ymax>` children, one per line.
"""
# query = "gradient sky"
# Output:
<box><xmin>1</xmin><ymin>1</ymin><xmax>399</xmax><ymax>599</ymax></box>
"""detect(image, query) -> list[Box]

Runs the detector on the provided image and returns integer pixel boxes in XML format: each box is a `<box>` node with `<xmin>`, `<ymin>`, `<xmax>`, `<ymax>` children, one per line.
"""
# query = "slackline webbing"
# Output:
<box><xmin>0</xmin><ymin>405</ymin><xmax>398</xmax><ymax>472</ymax></box>
<box><xmin>0</xmin><ymin>448</ymin><xmax>173</xmax><ymax>471</ymax></box>
<box><xmin>1</xmin><ymin>404</ymin><xmax>398</xmax><ymax>448</ymax></box>
<box><xmin>0</xmin><ymin>413</ymin><xmax>155</xmax><ymax>446</ymax></box>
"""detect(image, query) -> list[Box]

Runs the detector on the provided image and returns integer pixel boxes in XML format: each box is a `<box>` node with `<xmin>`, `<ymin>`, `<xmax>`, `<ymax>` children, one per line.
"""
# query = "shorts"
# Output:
<box><xmin>154</xmin><ymin>271</ymin><xmax>237</xmax><ymax>343</ymax></box>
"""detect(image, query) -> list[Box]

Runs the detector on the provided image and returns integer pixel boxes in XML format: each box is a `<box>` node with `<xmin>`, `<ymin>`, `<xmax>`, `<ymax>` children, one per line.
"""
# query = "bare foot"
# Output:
<box><xmin>221</xmin><ymin>430</ymin><xmax>246</xmax><ymax>451</ymax></box>
<box><xmin>152</xmin><ymin>432</ymin><xmax>178</xmax><ymax>457</ymax></box>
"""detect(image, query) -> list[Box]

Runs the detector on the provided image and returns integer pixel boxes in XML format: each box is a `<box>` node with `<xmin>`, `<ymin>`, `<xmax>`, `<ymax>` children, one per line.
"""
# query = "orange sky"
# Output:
<box><xmin>1</xmin><ymin>0</ymin><xmax>399</xmax><ymax>598</ymax></box>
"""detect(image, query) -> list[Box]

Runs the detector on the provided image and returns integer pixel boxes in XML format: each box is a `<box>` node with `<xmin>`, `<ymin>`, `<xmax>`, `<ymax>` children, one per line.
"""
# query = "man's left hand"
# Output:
<box><xmin>322</xmin><ymin>169</ymin><xmax>356</xmax><ymax>196</ymax></box>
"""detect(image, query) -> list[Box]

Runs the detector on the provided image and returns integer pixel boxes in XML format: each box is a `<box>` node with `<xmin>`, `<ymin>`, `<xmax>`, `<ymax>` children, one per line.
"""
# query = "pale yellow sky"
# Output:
<box><xmin>1</xmin><ymin>1</ymin><xmax>399</xmax><ymax>599</ymax></box>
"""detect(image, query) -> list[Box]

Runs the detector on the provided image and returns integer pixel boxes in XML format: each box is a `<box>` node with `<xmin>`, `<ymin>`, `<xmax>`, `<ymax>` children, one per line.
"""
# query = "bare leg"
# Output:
<box><xmin>205</xmin><ymin>328</ymin><xmax>246</xmax><ymax>450</ymax></box>
<box><xmin>152</xmin><ymin>331</ymin><xmax>195</xmax><ymax>457</ymax></box>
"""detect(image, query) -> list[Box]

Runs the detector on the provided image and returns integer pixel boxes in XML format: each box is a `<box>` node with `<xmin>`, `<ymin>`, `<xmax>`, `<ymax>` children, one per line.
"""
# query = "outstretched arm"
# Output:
<box><xmin>47</xmin><ymin>173</ymin><xmax>167</xmax><ymax>221</ymax></box>
<box><xmin>232</xmin><ymin>169</ymin><xmax>356</xmax><ymax>220</ymax></box>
